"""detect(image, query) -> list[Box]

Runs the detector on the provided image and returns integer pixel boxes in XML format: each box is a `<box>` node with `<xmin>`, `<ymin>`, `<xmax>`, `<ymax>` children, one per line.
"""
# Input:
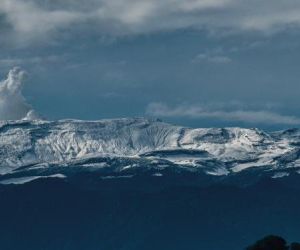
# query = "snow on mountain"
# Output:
<box><xmin>0</xmin><ymin>117</ymin><xmax>300</xmax><ymax>184</ymax></box>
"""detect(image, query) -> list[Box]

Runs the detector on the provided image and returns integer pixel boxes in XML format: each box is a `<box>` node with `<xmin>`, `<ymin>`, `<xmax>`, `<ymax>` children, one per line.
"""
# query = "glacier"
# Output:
<box><xmin>0</xmin><ymin>117</ymin><xmax>300</xmax><ymax>184</ymax></box>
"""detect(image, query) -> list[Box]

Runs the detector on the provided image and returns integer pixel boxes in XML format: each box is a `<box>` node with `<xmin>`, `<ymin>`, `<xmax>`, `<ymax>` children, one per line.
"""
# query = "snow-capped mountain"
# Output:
<box><xmin>0</xmin><ymin>117</ymin><xmax>299</xmax><ymax>185</ymax></box>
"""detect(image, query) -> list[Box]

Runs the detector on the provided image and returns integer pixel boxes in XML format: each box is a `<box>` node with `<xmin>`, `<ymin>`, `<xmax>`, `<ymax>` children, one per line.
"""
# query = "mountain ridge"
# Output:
<box><xmin>0</xmin><ymin>117</ymin><xmax>299</xmax><ymax>185</ymax></box>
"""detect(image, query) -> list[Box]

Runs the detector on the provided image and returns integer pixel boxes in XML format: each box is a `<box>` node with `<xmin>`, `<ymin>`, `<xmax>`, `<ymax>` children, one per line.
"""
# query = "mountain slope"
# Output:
<box><xmin>0</xmin><ymin>118</ymin><xmax>299</xmax><ymax>184</ymax></box>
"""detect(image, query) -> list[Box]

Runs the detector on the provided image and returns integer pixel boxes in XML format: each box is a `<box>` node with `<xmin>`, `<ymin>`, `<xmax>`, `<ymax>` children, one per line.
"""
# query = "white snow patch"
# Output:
<box><xmin>121</xmin><ymin>164</ymin><xmax>138</xmax><ymax>170</ymax></box>
<box><xmin>152</xmin><ymin>173</ymin><xmax>163</xmax><ymax>177</ymax></box>
<box><xmin>0</xmin><ymin>174</ymin><xmax>66</xmax><ymax>185</ymax></box>
<box><xmin>206</xmin><ymin>168</ymin><xmax>229</xmax><ymax>176</ymax></box>
<box><xmin>101</xmin><ymin>175</ymin><xmax>134</xmax><ymax>179</ymax></box>
<box><xmin>81</xmin><ymin>162</ymin><xmax>108</xmax><ymax>168</ymax></box>
<box><xmin>272</xmin><ymin>172</ymin><xmax>290</xmax><ymax>179</ymax></box>
<box><xmin>231</xmin><ymin>159</ymin><xmax>272</xmax><ymax>172</ymax></box>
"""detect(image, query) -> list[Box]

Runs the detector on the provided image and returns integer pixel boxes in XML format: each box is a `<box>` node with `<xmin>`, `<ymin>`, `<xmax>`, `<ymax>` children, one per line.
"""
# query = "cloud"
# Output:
<box><xmin>1</xmin><ymin>0</ymin><xmax>83</xmax><ymax>45</ymax></box>
<box><xmin>3</xmin><ymin>0</ymin><xmax>300</xmax><ymax>45</ymax></box>
<box><xmin>146</xmin><ymin>102</ymin><xmax>300</xmax><ymax>125</ymax></box>
<box><xmin>192</xmin><ymin>49</ymin><xmax>232</xmax><ymax>64</ymax></box>
<box><xmin>0</xmin><ymin>55</ymin><xmax>66</xmax><ymax>69</ymax></box>
<box><xmin>0</xmin><ymin>67</ymin><xmax>39</xmax><ymax>120</ymax></box>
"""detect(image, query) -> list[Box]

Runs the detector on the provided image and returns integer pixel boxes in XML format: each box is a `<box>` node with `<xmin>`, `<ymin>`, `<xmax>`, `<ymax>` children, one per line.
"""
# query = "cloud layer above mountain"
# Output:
<box><xmin>2</xmin><ymin>0</ymin><xmax>300</xmax><ymax>45</ymax></box>
<box><xmin>147</xmin><ymin>103</ymin><xmax>300</xmax><ymax>125</ymax></box>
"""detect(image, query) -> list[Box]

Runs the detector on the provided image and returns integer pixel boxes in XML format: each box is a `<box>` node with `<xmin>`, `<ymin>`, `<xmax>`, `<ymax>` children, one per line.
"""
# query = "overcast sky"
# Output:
<box><xmin>1</xmin><ymin>0</ymin><xmax>300</xmax><ymax>129</ymax></box>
